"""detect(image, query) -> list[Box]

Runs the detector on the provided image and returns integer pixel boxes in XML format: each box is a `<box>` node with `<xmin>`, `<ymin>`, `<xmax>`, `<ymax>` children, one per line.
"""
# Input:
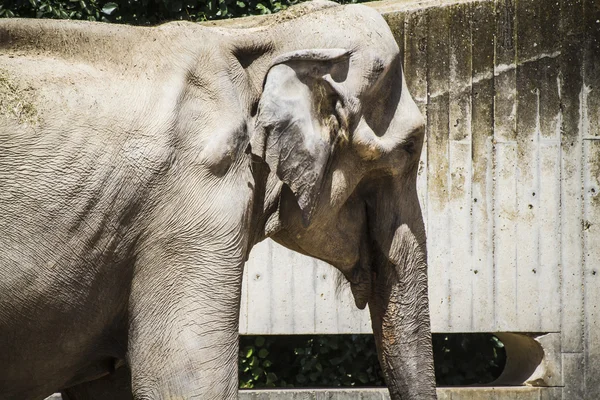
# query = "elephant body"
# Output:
<box><xmin>0</xmin><ymin>2</ymin><xmax>436</xmax><ymax>399</ymax></box>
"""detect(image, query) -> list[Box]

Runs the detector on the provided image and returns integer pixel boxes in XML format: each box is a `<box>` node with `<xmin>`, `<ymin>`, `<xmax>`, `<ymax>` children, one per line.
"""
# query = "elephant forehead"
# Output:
<box><xmin>316</xmin><ymin>10</ymin><xmax>399</xmax><ymax>94</ymax></box>
<box><xmin>270</xmin><ymin>3</ymin><xmax>399</xmax><ymax>60</ymax></box>
<box><xmin>334</xmin><ymin>4</ymin><xmax>399</xmax><ymax>54</ymax></box>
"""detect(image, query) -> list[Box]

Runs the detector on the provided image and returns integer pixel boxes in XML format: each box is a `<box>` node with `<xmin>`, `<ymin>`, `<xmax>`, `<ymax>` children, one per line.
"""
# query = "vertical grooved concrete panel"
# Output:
<box><xmin>404</xmin><ymin>9</ymin><xmax>429</xmax><ymax>227</ymax></box>
<box><xmin>582</xmin><ymin>1</ymin><xmax>600</xmax><ymax>396</ymax></box>
<box><xmin>447</xmin><ymin>3</ymin><xmax>474</xmax><ymax>332</ymax></box>
<box><xmin>492</xmin><ymin>0</ymin><xmax>518</xmax><ymax>332</ymax></box>
<box><xmin>558</xmin><ymin>0</ymin><xmax>585</xmax><ymax>355</ymax></box>
<box><xmin>514</xmin><ymin>0</ymin><xmax>544</xmax><ymax>332</ymax></box>
<box><xmin>469</xmin><ymin>0</ymin><xmax>495</xmax><ymax>332</ymax></box>
<box><xmin>426</xmin><ymin>4</ymin><xmax>452</xmax><ymax>332</ymax></box>
<box><xmin>583</xmin><ymin>139</ymin><xmax>600</xmax><ymax>398</ymax></box>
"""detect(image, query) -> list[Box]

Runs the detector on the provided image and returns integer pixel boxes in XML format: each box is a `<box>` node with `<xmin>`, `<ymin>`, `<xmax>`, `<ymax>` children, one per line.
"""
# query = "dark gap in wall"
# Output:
<box><xmin>239</xmin><ymin>333</ymin><xmax>506</xmax><ymax>388</ymax></box>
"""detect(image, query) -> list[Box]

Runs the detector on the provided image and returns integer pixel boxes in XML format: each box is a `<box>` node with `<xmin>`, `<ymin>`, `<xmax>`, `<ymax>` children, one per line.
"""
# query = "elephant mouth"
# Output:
<box><xmin>348</xmin><ymin>195</ymin><xmax>407</xmax><ymax>312</ymax></box>
<box><xmin>349</xmin><ymin>271</ymin><xmax>372</xmax><ymax>310</ymax></box>
<box><xmin>348</xmin><ymin>205</ymin><xmax>379</xmax><ymax>310</ymax></box>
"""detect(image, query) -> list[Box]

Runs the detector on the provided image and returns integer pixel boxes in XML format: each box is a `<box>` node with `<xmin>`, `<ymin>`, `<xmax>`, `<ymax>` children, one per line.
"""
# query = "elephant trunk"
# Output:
<box><xmin>366</xmin><ymin>181</ymin><xmax>436</xmax><ymax>400</ymax></box>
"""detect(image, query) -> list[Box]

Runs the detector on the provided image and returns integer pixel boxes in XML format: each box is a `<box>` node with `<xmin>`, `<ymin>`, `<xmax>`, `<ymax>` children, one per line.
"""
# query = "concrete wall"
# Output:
<box><xmin>240</xmin><ymin>0</ymin><xmax>600</xmax><ymax>398</ymax></box>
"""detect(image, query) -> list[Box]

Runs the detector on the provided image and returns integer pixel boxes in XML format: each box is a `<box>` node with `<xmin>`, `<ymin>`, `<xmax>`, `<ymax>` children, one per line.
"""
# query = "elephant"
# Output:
<box><xmin>0</xmin><ymin>1</ymin><xmax>435</xmax><ymax>399</ymax></box>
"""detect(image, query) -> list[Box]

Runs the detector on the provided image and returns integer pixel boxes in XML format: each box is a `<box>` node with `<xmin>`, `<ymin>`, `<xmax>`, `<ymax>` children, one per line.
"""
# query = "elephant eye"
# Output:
<box><xmin>402</xmin><ymin>137</ymin><xmax>417</xmax><ymax>156</ymax></box>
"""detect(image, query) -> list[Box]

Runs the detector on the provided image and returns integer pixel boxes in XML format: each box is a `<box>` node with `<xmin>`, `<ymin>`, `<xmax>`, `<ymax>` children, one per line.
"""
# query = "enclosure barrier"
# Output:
<box><xmin>46</xmin><ymin>0</ymin><xmax>599</xmax><ymax>398</ymax></box>
<box><xmin>47</xmin><ymin>386</ymin><xmax>562</xmax><ymax>399</ymax></box>
<box><xmin>236</xmin><ymin>0</ymin><xmax>599</xmax><ymax>398</ymax></box>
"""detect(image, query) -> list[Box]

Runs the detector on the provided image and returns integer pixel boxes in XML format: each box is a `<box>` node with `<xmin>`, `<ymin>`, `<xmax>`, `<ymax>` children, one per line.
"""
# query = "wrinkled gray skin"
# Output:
<box><xmin>0</xmin><ymin>2</ymin><xmax>435</xmax><ymax>399</ymax></box>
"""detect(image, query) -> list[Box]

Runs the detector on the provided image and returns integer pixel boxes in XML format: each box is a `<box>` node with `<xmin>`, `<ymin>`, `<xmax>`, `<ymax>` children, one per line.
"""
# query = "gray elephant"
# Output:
<box><xmin>0</xmin><ymin>1</ymin><xmax>435</xmax><ymax>399</ymax></box>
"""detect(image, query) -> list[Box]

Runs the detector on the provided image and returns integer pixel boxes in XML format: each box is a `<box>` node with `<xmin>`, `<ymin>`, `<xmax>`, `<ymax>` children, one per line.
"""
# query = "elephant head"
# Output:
<box><xmin>243</xmin><ymin>3</ymin><xmax>436</xmax><ymax>399</ymax></box>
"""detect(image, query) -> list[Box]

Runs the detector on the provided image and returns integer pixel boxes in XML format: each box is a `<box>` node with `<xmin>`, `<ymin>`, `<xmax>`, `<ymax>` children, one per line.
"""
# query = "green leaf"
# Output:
<box><xmin>251</xmin><ymin>366</ymin><xmax>263</xmax><ymax>379</ymax></box>
<box><xmin>255</xmin><ymin>336</ymin><xmax>265</xmax><ymax>347</ymax></box>
<box><xmin>101</xmin><ymin>1</ymin><xmax>117</xmax><ymax>14</ymax></box>
<box><xmin>492</xmin><ymin>336</ymin><xmax>505</xmax><ymax>348</ymax></box>
<box><xmin>358</xmin><ymin>372</ymin><xmax>369</xmax><ymax>384</ymax></box>
<box><xmin>258</xmin><ymin>348</ymin><xmax>269</xmax><ymax>359</ymax></box>
<box><xmin>330</xmin><ymin>356</ymin><xmax>344</xmax><ymax>366</ymax></box>
<box><xmin>255</xmin><ymin>2</ymin><xmax>271</xmax><ymax>14</ymax></box>
<box><xmin>236</xmin><ymin>0</ymin><xmax>245</xmax><ymax>7</ymax></box>
<box><xmin>266</xmin><ymin>372</ymin><xmax>278</xmax><ymax>384</ymax></box>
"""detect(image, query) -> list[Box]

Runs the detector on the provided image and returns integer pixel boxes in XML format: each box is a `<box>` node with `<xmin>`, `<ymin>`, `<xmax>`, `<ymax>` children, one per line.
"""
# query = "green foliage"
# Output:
<box><xmin>239</xmin><ymin>334</ymin><xmax>506</xmax><ymax>388</ymax></box>
<box><xmin>1</xmin><ymin>0</ymin><xmax>105</xmax><ymax>21</ymax></box>
<box><xmin>239</xmin><ymin>335</ymin><xmax>384</xmax><ymax>388</ymax></box>
<box><xmin>0</xmin><ymin>0</ymin><xmax>367</xmax><ymax>24</ymax></box>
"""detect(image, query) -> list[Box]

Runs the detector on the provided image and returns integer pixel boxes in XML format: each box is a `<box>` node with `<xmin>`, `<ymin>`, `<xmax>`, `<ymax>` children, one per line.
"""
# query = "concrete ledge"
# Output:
<box><xmin>48</xmin><ymin>387</ymin><xmax>562</xmax><ymax>400</ymax></box>
<box><xmin>239</xmin><ymin>387</ymin><xmax>562</xmax><ymax>399</ymax></box>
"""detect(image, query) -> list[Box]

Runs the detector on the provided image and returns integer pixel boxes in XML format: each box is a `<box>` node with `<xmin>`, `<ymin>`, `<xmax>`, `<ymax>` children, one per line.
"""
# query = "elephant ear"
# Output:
<box><xmin>251</xmin><ymin>48</ymin><xmax>350</xmax><ymax>226</ymax></box>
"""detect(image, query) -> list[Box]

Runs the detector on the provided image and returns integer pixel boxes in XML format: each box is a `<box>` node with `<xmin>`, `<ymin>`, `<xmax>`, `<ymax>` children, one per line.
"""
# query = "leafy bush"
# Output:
<box><xmin>239</xmin><ymin>333</ymin><xmax>506</xmax><ymax>388</ymax></box>
<box><xmin>239</xmin><ymin>335</ymin><xmax>383</xmax><ymax>388</ymax></box>
<box><xmin>0</xmin><ymin>0</ymin><xmax>367</xmax><ymax>24</ymax></box>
